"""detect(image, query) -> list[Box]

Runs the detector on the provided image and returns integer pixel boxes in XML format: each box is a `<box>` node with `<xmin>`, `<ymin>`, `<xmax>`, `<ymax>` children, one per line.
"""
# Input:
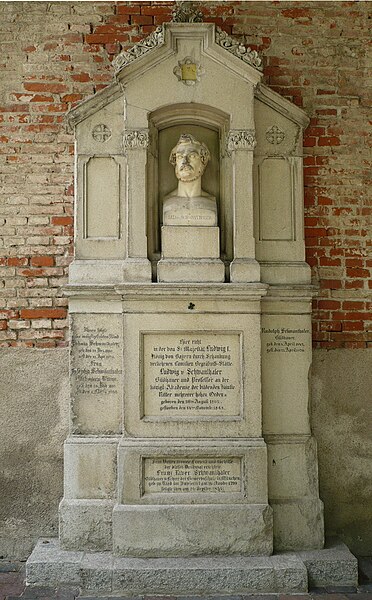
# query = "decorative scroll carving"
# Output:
<box><xmin>266</xmin><ymin>125</ymin><xmax>285</xmax><ymax>145</ymax></box>
<box><xmin>123</xmin><ymin>129</ymin><xmax>150</xmax><ymax>150</ymax></box>
<box><xmin>215</xmin><ymin>28</ymin><xmax>262</xmax><ymax>71</ymax></box>
<box><xmin>173</xmin><ymin>56</ymin><xmax>204</xmax><ymax>86</ymax></box>
<box><xmin>172</xmin><ymin>2</ymin><xmax>203</xmax><ymax>23</ymax></box>
<box><xmin>112</xmin><ymin>23</ymin><xmax>263</xmax><ymax>76</ymax></box>
<box><xmin>92</xmin><ymin>124</ymin><xmax>112</xmax><ymax>143</ymax></box>
<box><xmin>226</xmin><ymin>130</ymin><xmax>256</xmax><ymax>154</ymax></box>
<box><xmin>113</xmin><ymin>26</ymin><xmax>165</xmax><ymax>73</ymax></box>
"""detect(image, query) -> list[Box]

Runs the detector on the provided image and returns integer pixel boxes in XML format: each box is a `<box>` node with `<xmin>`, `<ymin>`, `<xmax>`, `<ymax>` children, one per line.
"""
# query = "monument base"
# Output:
<box><xmin>26</xmin><ymin>538</ymin><xmax>358</xmax><ymax>594</ymax></box>
<box><xmin>112</xmin><ymin>504</ymin><xmax>273</xmax><ymax>557</ymax></box>
<box><xmin>157</xmin><ymin>258</ymin><xmax>225</xmax><ymax>282</ymax></box>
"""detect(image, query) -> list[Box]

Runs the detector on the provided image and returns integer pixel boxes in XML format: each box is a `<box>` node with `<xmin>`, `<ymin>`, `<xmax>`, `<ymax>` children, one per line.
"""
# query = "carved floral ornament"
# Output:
<box><xmin>123</xmin><ymin>130</ymin><xmax>150</xmax><ymax>150</ymax></box>
<box><xmin>215</xmin><ymin>29</ymin><xmax>262</xmax><ymax>71</ymax></box>
<box><xmin>112</xmin><ymin>25</ymin><xmax>262</xmax><ymax>75</ymax></box>
<box><xmin>226</xmin><ymin>130</ymin><xmax>256</xmax><ymax>154</ymax></box>
<box><xmin>172</xmin><ymin>2</ymin><xmax>203</xmax><ymax>23</ymax></box>
<box><xmin>266</xmin><ymin>125</ymin><xmax>285</xmax><ymax>144</ymax></box>
<box><xmin>112</xmin><ymin>26</ymin><xmax>165</xmax><ymax>73</ymax></box>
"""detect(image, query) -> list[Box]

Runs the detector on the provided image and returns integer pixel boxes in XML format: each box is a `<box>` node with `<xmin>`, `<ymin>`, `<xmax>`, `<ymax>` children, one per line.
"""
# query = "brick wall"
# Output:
<box><xmin>0</xmin><ymin>1</ymin><xmax>370</xmax><ymax>348</ymax></box>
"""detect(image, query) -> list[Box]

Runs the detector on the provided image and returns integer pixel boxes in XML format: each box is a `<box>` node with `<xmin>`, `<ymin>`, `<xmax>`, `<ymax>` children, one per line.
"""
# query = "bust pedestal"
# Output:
<box><xmin>158</xmin><ymin>225</ymin><xmax>225</xmax><ymax>282</ymax></box>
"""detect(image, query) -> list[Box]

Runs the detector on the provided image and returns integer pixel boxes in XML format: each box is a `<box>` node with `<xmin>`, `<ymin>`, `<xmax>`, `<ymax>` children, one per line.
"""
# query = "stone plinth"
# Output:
<box><xmin>26</xmin><ymin>538</ymin><xmax>358</xmax><ymax>595</ymax></box>
<box><xmin>157</xmin><ymin>258</ymin><xmax>225</xmax><ymax>282</ymax></box>
<box><xmin>158</xmin><ymin>224</ymin><xmax>224</xmax><ymax>282</ymax></box>
<box><xmin>161</xmin><ymin>225</ymin><xmax>220</xmax><ymax>258</ymax></box>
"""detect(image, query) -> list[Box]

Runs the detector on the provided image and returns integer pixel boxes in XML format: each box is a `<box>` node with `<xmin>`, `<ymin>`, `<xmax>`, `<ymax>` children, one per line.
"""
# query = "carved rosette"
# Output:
<box><xmin>123</xmin><ymin>130</ymin><xmax>150</xmax><ymax>150</ymax></box>
<box><xmin>226</xmin><ymin>130</ymin><xmax>256</xmax><ymax>155</ymax></box>
<box><xmin>266</xmin><ymin>125</ymin><xmax>285</xmax><ymax>144</ymax></box>
<box><xmin>215</xmin><ymin>28</ymin><xmax>262</xmax><ymax>71</ymax></box>
<box><xmin>92</xmin><ymin>124</ymin><xmax>112</xmax><ymax>143</ymax></box>
<box><xmin>113</xmin><ymin>26</ymin><xmax>165</xmax><ymax>73</ymax></box>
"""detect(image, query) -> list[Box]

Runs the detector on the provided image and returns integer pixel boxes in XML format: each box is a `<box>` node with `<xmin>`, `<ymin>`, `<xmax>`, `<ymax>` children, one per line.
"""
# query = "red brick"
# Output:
<box><xmin>20</xmin><ymin>308</ymin><xmax>67</xmax><ymax>319</ymax></box>
<box><xmin>71</xmin><ymin>73</ymin><xmax>92</xmax><ymax>82</ymax></box>
<box><xmin>344</xmin><ymin>341</ymin><xmax>366</xmax><ymax>349</ymax></box>
<box><xmin>30</xmin><ymin>94</ymin><xmax>54</xmax><ymax>103</ymax></box>
<box><xmin>7</xmin><ymin>257</ymin><xmax>29</xmax><ymax>267</ymax></box>
<box><xmin>304</xmin><ymin>137</ymin><xmax>316</xmax><ymax>147</ymax></box>
<box><xmin>85</xmin><ymin>33</ymin><xmax>129</xmax><ymax>44</ymax></box>
<box><xmin>316</xmin><ymin>89</ymin><xmax>336</xmax><ymax>95</ymax></box>
<box><xmin>30</xmin><ymin>256</ymin><xmax>54</xmax><ymax>267</ymax></box>
<box><xmin>342</xmin><ymin>301</ymin><xmax>365</xmax><ymax>310</ymax></box>
<box><xmin>117</xmin><ymin>4</ymin><xmax>141</xmax><ymax>15</ymax></box>
<box><xmin>51</xmin><ymin>216</ymin><xmax>73</xmax><ymax>226</ymax></box>
<box><xmin>130</xmin><ymin>15</ymin><xmax>153</xmax><ymax>25</ymax></box>
<box><xmin>343</xmin><ymin>321</ymin><xmax>365</xmax><ymax>331</ymax></box>
<box><xmin>18</xmin><ymin>268</ymin><xmax>45</xmax><ymax>277</ymax></box>
<box><xmin>345</xmin><ymin>280</ymin><xmax>364</xmax><ymax>289</ymax></box>
<box><xmin>346</xmin><ymin>267</ymin><xmax>369</xmax><ymax>278</ymax></box>
<box><xmin>332</xmin><ymin>311</ymin><xmax>369</xmax><ymax>321</ymax></box>
<box><xmin>317</xmin><ymin>300</ymin><xmax>341</xmax><ymax>310</ymax></box>
<box><xmin>320</xmin><ymin>322</ymin><xmax>342</xmax><ymax>332</ymax></box>
<box><xmin>23</xmin><ymin>82</ymin><xmax>68</xmax><ymax>94</ymax></box>
<box><xmin>318</xmin><ymin>136</ymin><xmax>341</xmax><ymax>146</ymax></box>
<box><xmin>281</xmin><ymin>7</ymin><xmax>311</xmax><ymax>18</ymax></box>
<box><xmin>320</xmin><ymin>279</ymin><xmax>342</xmax><ymax>289</ymax></box>
<box><xmin>61</xmin><ymin>94</ymin><xmax>84</xmax><ymax>103</ymax></box>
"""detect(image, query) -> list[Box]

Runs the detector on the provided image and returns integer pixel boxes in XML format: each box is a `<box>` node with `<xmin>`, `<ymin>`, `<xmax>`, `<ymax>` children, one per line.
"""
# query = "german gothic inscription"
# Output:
<box><xmin>71</xmin><ymin>314</ymin><xmax>122</xmax><ymax>399</ymax></box>
<box><xmin>144</xmin><ymin>457</ymin><xmax>242</xmax><ymax>494</ymax></box>
<box><xmin>143</xmin><ymin>332</ymin><xmax>242</xmax><ymax>417</ymax></box>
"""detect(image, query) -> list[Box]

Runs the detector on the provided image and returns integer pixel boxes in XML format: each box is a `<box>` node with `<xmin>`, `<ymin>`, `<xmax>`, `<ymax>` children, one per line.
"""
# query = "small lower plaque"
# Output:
<box><xmin>144</xmin><ymin>457</ymin><xmax>242</xmax><ymax>494</ymax></box>
<box><xmin>142</xmin><ymin>332</ymin><xmax>242</xmax><ymax>417</ymax></box>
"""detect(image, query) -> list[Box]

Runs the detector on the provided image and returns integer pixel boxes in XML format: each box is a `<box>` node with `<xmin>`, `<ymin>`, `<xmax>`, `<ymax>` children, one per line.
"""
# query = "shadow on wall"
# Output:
<box><xmin>0</xmin><ymin>348</ymin><xmax>69</xmax><ymax>560</ymax></box>
<box><xmin>312</xmin><ymin>348</ymin><xmax>372</xmax><ymax>556</ymax></box>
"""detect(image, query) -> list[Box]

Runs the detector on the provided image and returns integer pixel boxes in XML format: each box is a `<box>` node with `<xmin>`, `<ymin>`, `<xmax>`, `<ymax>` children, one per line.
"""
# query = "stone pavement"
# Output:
<box><xmin>1</xmin><ymin>558</ymin><xmax>372</xmax><ymax>600</ymax></box>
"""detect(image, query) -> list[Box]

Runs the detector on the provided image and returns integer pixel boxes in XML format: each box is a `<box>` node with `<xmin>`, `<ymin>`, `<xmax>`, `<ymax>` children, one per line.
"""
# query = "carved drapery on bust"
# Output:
<box><xmin>163</xmin><ymin>133</ymin><xmax>217</xmax><ymax>227</ymax></box>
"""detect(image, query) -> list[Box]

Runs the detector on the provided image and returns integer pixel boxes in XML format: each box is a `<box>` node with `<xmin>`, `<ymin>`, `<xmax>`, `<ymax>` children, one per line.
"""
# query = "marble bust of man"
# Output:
<box><xmin>163</xmin><ymin>133</ymin><xmax>218</xmax><ymax>227</ymax></box>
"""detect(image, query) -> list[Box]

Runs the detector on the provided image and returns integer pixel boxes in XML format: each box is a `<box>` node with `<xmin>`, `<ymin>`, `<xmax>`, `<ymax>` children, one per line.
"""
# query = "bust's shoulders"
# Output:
<box><xmin>164</xmin><ymin>188</ymin><xmax>178</xmax><ymax>201</ymax></box>
<box><xmin>164</xmin><ymin>189</ymin><xmax>215</xmax><ymax>201</ymax></box>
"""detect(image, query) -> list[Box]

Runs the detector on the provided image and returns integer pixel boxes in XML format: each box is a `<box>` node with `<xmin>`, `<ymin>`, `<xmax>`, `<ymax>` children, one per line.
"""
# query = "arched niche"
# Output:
<box><xmin>147</xmin><ymin>103</ymin><xmax>231</xmax><ymax>278</ymax></box>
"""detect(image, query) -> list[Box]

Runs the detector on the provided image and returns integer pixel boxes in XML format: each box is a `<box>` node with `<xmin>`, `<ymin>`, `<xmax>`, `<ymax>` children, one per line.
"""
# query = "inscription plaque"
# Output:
<box><xmin>262</xmin><ymin>326</ymin><xmax>310</xmax><ymax>354</ymax></box>
<box><xmin>142</xmin><ymin>332</ymin><xmax>242</xmax><ymax>417</ymax></box>
<box><xmin>71</xmin><ymin>315</ymin><xmax>122</xmax><ymax>398</ymax></box>
<box><xmin>144</xmin><ymin>457</ymin><xmax>242</xmax><ymax>494</ymax></box>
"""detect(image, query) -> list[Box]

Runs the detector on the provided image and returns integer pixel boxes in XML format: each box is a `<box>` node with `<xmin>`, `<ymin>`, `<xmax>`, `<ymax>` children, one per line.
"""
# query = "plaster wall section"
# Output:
<box><xmin>1</xmin><ymin>348</ymin><xmax>370</xmax><ymax>559</ymax></box>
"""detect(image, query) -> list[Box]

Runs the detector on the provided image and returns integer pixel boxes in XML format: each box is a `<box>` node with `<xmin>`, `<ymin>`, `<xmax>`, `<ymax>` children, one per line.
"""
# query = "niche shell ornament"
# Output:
<box><xmin>173</xmin><ymin>56</ymin><xmax>204</xmax><ymax>86</ymax></box>
<box><xmin>92</xmin><ymin>124</ymin><xmax>112</xmax><ymax>143</ymax></box>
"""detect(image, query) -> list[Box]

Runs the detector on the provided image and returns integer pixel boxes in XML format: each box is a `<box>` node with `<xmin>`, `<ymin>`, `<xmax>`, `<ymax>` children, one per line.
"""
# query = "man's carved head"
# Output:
<box><xmin>169</xmin><ymin>134</ymin><xmax>210</xmax><ymax>183</ymax></box>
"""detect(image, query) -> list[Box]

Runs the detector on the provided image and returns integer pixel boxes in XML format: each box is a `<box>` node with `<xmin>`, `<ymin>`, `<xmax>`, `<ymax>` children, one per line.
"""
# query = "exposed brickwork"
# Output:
<box><xmin>0</xmin><ymin>1</ymin><xmax>370</xmax><ymax>348</ymax></box>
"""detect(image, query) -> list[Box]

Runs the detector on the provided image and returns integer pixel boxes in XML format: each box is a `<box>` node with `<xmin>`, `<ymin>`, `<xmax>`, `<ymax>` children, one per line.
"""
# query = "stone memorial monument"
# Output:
<box><xmin>27</xmin><ymin>15</ymin><xmax>357</xmax><ymax>595</ymax></box>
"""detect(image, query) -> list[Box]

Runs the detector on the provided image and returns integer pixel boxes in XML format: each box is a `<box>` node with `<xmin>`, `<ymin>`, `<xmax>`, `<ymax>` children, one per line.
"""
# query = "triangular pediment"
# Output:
<box><xmin>67</xmin><ymin>23</ymin><xmax>267</xmax><ymax>127</ymax></box>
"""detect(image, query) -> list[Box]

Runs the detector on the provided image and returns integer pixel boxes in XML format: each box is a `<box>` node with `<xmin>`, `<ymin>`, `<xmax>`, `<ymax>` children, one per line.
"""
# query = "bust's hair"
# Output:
<box><xmin>169</xmin><ymin>133</ymin><xmax>211</xmax><ymax>167</ymax></box>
